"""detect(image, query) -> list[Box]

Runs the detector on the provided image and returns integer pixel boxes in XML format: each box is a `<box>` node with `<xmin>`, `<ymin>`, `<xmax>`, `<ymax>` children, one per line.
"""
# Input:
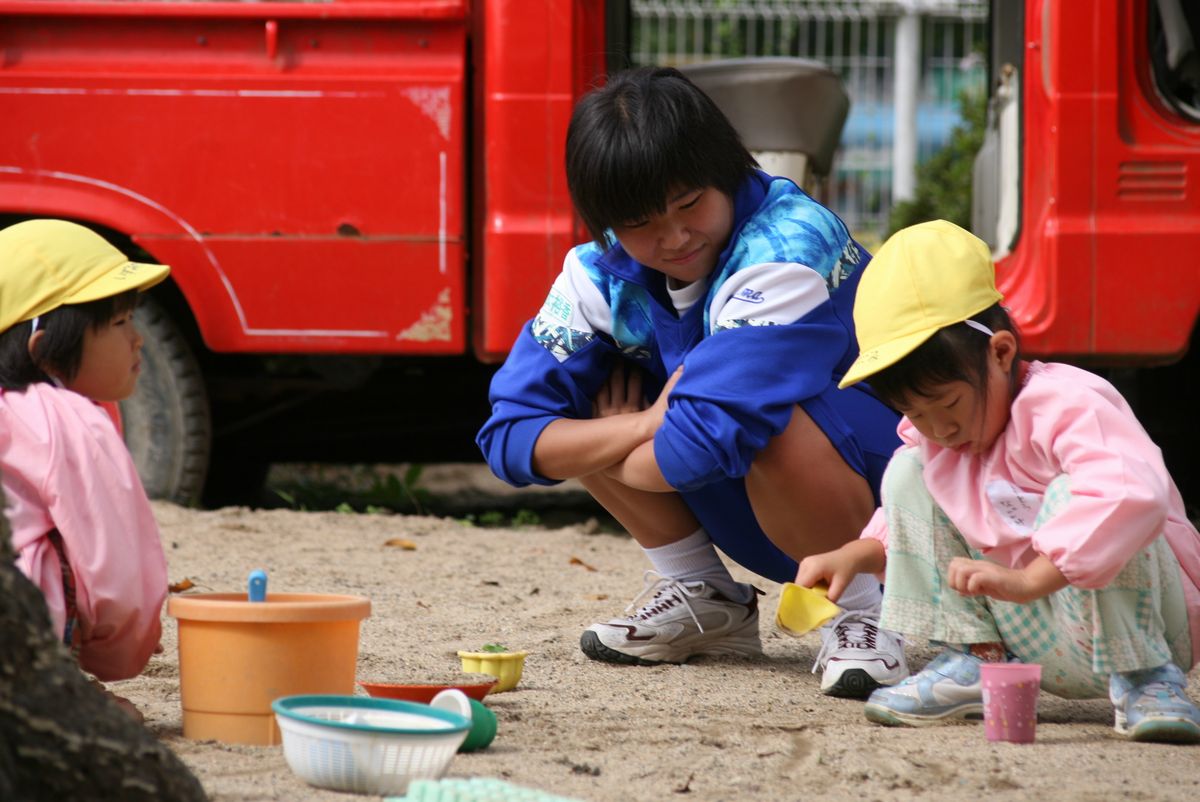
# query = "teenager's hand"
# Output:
<box><xmin>593</xmin><ymin>360</ymin><xmax>645</xmax><ymax>418</ymax></box>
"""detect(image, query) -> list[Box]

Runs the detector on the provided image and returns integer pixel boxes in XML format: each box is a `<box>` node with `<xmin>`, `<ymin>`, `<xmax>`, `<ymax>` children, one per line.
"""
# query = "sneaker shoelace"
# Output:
<box><xmin>1133</xmin><ymin>680</ymin><xmax>1184</xmax><ymax>703</ymax></box>
<box><xmin>622</xmin><ymin>571</ymin><xmax>707</xmax><ymax>633</ymax></box>
<box><xmin>811</xmin><ymin>610</ymin><xmax>884</xmax><ymax>673</ymax></box>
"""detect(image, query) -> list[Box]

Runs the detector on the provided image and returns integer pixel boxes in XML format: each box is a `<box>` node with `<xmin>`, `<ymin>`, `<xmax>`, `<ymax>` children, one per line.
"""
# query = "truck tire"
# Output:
<box><xmin>119</xmin><ymin>296</ymin><xmax>211</xmax><ymax>506</ymax></box>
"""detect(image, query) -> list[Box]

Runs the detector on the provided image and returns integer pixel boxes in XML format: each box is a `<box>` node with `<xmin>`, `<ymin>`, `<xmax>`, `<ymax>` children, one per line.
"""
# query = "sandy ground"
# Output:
<box><xmin>118</xmin><ymin>469</ymin><xmax>1200</xmax><ymax>802</ymax></box>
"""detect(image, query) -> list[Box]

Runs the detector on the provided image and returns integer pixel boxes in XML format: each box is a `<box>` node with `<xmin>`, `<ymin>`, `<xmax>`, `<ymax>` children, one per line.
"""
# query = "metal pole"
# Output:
<box><xmin>892</xmin><ymin>3</ymin><xmax>920</xmax><ymax>203</ymax></box>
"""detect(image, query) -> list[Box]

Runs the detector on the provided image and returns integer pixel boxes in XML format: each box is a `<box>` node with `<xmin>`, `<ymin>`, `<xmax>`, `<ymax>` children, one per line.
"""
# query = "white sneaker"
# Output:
<box><xmin>813</xmin><ymin>609</ymin><xmax>908</xmax><ymax>698</ymax></box>
<box><xmin>580</xmin><ymin>571</ymin><xmax>762</xmax><ymax>665</ymax></box>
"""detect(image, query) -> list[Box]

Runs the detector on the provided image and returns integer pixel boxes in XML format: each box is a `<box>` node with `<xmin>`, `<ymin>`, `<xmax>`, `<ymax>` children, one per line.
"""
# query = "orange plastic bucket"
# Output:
<box><xmin>168</xmin><ymin>592</ymin><xmax>370</xmax><ymax>745</ymax></box>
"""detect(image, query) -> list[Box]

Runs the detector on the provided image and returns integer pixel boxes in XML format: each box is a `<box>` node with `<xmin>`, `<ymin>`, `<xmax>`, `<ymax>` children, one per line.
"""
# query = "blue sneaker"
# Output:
<box><xmin>863</xmin><ymin>648</ymin><xmax>985</xmax><ymax>727</ymax></box>
<box><xmin>1110</xmin><ymin>663</ymin><xmax>1200</xmax><ymax>744</ymax></box>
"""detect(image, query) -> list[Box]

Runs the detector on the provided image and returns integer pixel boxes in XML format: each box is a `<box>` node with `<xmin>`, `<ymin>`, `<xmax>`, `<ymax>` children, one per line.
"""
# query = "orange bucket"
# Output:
<box><xmin>168</xmin><ymin>592</ymin><xmax>370</xmax><ymax>745</ymax></box>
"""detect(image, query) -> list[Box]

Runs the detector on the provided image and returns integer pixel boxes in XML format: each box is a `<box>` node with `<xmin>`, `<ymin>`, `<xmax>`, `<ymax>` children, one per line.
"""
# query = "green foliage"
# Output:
<box><xmin>887</xmin><ymin>88</ymin><xmax>988</xmax><ymax>237</ymax></box>
<box><xmin>511</xmin><ymin>509</ymin><xmax>541</xmax><ymax>527</ymax></box>
<box><xmin>481</xmin><ymin>643</ymin><xmax>510</xmax><ymax>653</ymax></box>
<box><xmin>269</xmin><ymin>464</ymin><xmax>429</xmax><ymax>515</ymax></box>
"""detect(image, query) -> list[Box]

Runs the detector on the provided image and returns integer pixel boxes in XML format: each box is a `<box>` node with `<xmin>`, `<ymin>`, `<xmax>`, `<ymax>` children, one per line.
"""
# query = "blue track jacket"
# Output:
<box><xmin>477</xmin><ymin>171</ymin><xmax>875</xmax><ymax>493</ymax></box>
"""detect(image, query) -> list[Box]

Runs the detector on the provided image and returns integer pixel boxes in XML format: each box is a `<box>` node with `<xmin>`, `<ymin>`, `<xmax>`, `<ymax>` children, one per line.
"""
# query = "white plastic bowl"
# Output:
<box><xmin>272</xmin><ymin>694</ymin><xmax>470</xmax><ymax>795</ymax></box>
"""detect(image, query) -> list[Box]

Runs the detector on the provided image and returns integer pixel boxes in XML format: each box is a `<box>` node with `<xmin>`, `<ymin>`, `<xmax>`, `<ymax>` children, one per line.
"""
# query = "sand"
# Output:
<box><xmin>118</xmin><ymin>471</ymin><xmax>1200</xmax><ymax>802</ymax></box>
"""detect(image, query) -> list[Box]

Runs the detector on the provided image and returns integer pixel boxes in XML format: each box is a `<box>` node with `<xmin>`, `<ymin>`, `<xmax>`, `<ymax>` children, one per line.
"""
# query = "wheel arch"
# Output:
<box><xmin>0</xmin><ymin>170</ymin><xmax>241</xmax><ymax>352</ymax></box>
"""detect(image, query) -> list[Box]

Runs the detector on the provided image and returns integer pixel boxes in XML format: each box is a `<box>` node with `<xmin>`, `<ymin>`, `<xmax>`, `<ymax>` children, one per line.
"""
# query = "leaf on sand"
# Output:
<box><xmin>569</xmin><ymin>556</ymin><xmax>597</xmax><ymax>572</ymax></box>
<box><xmin>384</xmin><ymin>538</ymin><xmax>418</xmax><ymax>550</ymax></box>
<box><xmin>168</xmin><ymin>578</ymin><xmax>196</xmax><ymax>594</ymax></box>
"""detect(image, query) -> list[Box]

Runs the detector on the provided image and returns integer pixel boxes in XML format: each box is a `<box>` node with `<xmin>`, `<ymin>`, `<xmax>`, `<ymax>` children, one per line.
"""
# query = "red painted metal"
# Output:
<box><xmin>471</xmin><ymin>0</ymin><xmax>607</xmax><ymax>361</ymax></box>
<box><xmin>0</xmin><ymin>1</ymin><xmax>471</xmax><ymax>354</ymax></box>
<box><xmin>998</xmin><ymin>0</ymin><xmax>1200</xmax><ymax>363</ymax></box>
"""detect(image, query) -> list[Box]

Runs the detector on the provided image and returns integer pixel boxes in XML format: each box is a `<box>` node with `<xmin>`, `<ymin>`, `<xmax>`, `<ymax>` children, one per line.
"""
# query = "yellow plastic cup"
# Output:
<box><xmin>457</xmin><ymin>650</ymin><xmax>528</xmax><ymax>692</ymax></box>
<box><xmin>775</xmin><ymin>582</ymin><xmax>841</xmax><ymax>636</ymax></box>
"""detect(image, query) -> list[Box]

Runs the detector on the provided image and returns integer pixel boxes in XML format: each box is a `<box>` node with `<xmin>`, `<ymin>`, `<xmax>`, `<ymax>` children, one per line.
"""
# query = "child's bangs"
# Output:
<box><xmin>866</xmin><ymin>334</ymin><xmax>977</xmax><ymax>408</ymax></box>
<box><xmin>80</xmin><ymin>289</ymin><xmax>140</xmax><ymax>328</ymax></box>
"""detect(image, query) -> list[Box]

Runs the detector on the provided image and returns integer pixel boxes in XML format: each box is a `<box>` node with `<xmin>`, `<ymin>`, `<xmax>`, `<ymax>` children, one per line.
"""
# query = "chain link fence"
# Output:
<box><xmin>629</xmin><ymin>0</ymin><xmax>987</xmax><ymax>243</ymax></box>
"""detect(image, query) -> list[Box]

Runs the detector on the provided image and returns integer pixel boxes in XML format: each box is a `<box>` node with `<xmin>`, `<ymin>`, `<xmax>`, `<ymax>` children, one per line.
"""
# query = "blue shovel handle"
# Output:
<box><xmin>248</xmin><ymin>569</ymin><xmax>268</xmax><ymax>602</ymax></box>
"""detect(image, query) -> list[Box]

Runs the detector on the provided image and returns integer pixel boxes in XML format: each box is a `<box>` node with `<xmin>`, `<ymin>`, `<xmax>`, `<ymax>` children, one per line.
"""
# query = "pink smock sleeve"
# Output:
<box><xmin>860</xmin><ymin>505</ymin><xmax>889</xmax><ymax>549</ymax></box>
<box><xmin>31</xmin><ymin>389</ymin><xmax>166</xmax><ymax>681</ymax></box>
<box><xmin>1018</xmin><ymin>381</ymin><xmax>1172</xmax><ymax>589</ymax></box>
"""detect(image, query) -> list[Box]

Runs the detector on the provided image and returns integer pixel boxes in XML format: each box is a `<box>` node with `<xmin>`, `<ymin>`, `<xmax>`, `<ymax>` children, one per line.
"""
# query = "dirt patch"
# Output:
<box><xmin>120</xmin><ymin>498</ymin><xmax>1200</xmax><ymax>802</ymax></box>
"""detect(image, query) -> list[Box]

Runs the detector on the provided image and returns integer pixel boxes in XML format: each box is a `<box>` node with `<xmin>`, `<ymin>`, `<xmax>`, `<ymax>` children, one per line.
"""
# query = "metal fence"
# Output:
<box><xmin>630</xmin><ymin>0</ymin><xmax>988</xmax><ymax>243</ymax></box>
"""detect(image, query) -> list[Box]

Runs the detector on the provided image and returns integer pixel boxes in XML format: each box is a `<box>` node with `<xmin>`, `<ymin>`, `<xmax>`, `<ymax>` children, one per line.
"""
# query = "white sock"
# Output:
<box><xmin>835</xmin><ymin>571</ymin><xmax>883</xmax><ymax>614</ymax></box>
<box><xmin>643</xmin><ymin>529</ymin><xmax>749</xmax><ymax>602</ymax></box>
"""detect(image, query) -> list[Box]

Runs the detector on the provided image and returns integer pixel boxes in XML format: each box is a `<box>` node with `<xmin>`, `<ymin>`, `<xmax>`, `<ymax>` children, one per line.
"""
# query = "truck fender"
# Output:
<box><xmin>0</xmin><ymin>166</ymin><xmax>243</xmax><ymax>350</ymax></box>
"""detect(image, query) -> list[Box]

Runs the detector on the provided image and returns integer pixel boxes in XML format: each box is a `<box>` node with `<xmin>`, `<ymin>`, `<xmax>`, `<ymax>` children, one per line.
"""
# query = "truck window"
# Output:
<box><xmin>1149</xmin><ymin>0</ymin><xmax>1200</xmax><ymax>122</ymax></box>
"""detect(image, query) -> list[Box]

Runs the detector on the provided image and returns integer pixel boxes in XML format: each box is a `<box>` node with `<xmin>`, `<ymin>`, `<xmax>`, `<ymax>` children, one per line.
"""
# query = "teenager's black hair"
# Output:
<box><xmin>0</xmin><ymin>291</ymin><xmax>139</xmax><ymax>391</ymax></box>
<box><xmin>866</xmin><ymin>304</ymin><xmax>1022</xmax><ymax>409</ymax></box>
<box><xmin>565</xmin><ymin>66</ymin><xmax>759</xmax><ymax>248</ymax></box>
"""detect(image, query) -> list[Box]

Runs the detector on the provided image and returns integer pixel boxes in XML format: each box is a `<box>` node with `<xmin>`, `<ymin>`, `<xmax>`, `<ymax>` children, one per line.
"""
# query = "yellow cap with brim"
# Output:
<box><xmin>0</xmin><ymin>219</ymin><xmax>170</xmax><ymax>333</ymax></box>
<box><xmin>838</xmin><ymin>219</ymin><xmax>1001</xmax><ymax>389</ymax></box>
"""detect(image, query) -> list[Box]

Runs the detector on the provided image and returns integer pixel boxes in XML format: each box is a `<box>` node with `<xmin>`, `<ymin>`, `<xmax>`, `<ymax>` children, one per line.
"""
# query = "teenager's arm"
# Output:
<box><xmin>477</xmin><ymin>246</ymin><xmax>664</xmax><ymax>486</ymax></box>
<box><xmin>534</xmin><ymin>364</ymin><xmax>677</xmax><ymax>481</ymax></box>
<box><xmin>654</xmin><ymin>263</ymin><xmax>850</xmax><ymax>492</ymax></box>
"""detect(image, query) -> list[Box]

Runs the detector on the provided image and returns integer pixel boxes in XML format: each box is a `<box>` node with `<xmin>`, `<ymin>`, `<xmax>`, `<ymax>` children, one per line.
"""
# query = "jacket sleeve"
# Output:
<box><xmin>42</xmin><ymin>395</ymin><xmax>166</xmax><ymax>681</ymax></box>
<box><xmin>476</xmin><ymin>251</ymin><xmax>625</xmax><ymax>487</ymax></box>
<box><xmin>654</xmin><ymin>262</ymin><xmax>850</xmax><ymax>491</ymax></box>
<box><xmin>1020</xmin><ymin>381</ymin><xmax>1175</xmax><ymax>589</ymax></box>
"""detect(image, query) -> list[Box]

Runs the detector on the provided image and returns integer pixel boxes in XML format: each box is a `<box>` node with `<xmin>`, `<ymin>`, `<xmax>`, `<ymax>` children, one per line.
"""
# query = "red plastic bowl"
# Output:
<box><xmin>358</xmin><ymin>678</ymin><xmax>497</xmax><ymax>704</ymax></box>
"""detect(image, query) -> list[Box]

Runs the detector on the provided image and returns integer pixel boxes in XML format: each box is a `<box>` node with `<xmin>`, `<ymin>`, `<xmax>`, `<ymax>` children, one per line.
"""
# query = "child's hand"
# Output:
<box><xmin>796</xmin><ymin>540</ymin><xmax>886</xmax><ymax>603</ymax></box>
<box><xmin>796</xmin><ymin>550</ymin><xmax>856</xmax><ymax>603</ymax></box>
<box><xmin>948</xmin><ymin>555</ymin><xmax>1069</xmax><ymax>604</ymax></box>
<box><xmin>947</xmin><ymin>557</ymin><xmax>1035</xmax><ymax>603</ymax></box>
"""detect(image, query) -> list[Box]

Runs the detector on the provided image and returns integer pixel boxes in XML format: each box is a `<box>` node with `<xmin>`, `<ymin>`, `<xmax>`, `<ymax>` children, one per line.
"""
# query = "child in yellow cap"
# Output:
<box><xmin>796</xmin><ymin>220</ymin><xmax>1200</xmax><ymax>743</ymax></box>
<box><xmin>0</xmin><ymin>219</ymin><xmax>172</xmax><ymax>722</ymax></box>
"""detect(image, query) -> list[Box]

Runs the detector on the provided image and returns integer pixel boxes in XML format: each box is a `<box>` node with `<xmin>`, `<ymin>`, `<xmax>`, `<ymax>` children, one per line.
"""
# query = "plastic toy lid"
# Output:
<box><xmin>272</xmin><ymin>694</ymin><xmax>469</xmax><ymax>734</ymax></box>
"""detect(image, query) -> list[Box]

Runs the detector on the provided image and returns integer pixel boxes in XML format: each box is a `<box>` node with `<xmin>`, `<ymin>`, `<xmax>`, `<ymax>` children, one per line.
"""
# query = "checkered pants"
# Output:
<box><xmin>877</xmin><ymin>447</ymin><xmax>1193</xmax><ymax>699</ymax></box>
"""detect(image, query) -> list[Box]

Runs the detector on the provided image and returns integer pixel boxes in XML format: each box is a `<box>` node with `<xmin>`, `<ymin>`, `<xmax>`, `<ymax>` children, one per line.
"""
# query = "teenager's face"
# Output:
<box><xmin>66</xmin><ymin>308</ymin><xmax>144</xmax><ymax>402</ymax></box>
<box><xmin>893</xmin><ymin>332</ymin><xmax>1017</xmax><ymax>455</ymax></box>
<box><xmin>610</xmin><ymin>186</ymin><xmax>734</xmax><ymax>286</ymax></box>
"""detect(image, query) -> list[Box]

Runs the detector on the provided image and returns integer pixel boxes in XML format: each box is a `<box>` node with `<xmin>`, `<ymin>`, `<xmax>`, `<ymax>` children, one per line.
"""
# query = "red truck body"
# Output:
<box><xmin>0</xmin><ymin>0</ymin><xmax>1196</xmax><ymax>504</ymax></box>
<box><xmin>0</xmin><ymin>0</ymin><xmax>600</xmax><ymax>360</ymax></box>
<box><xmin>993</xmin><ymin>0</ymin><xmax>1199</xmax><ymax>363</ymax></box>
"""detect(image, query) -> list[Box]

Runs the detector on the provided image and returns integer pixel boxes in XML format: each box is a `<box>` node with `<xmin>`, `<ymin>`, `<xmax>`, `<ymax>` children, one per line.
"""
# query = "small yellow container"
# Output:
<box><xmin>168</xmin><ymin>592</ymin><xmax>370</xmax><ymax>745</ymax></box>
<box><xmin>457</xmin><ymin>650</ymin><xmax>528</xmax><ymax>692</ymax></box>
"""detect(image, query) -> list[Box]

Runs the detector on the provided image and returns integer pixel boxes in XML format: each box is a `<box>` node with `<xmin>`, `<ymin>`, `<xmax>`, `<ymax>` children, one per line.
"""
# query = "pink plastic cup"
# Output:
<box><xmin>981</xmin><ymin>663</ymin><xmax>1042</xmax><ymax>743</ymax></box>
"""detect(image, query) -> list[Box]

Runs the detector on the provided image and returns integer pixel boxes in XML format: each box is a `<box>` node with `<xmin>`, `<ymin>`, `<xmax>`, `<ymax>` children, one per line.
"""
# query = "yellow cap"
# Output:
<box><xmin>0</xmin><ymin>219</ymin><xmax>170</xmax><ymax>333</ymax></box>
<box><xmin>838</xmin><ymin>220</ymin><xmax>1001</xmax><ymax>389</ymax></box>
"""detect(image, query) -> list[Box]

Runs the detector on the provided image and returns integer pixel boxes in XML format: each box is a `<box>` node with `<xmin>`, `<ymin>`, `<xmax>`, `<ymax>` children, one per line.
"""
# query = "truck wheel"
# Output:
<box><xmin>120</xmin><ymin>296</ymin><xmax>212</xmax><ymax>506</ymax></box>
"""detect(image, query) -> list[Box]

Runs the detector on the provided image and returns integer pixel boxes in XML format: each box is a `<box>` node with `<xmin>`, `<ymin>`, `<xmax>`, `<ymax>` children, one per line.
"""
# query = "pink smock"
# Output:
<box><xmin>862</xmin><ymin>361</ymin><xmax>1200</xmax><ymax>666</ymax></box>
<box><xmin>2</xmin><ymin>382</ymin><xmax>166</xmax><ymax>681</ymax></box>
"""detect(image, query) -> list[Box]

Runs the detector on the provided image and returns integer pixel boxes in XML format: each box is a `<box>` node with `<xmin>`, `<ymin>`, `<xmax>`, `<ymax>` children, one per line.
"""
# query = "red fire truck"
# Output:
<box><xmin>0</xmin><ymin>0</ymin><xmax>1196</xmax><ymax>505</ymax></box>
<box><xmin>0</xmin><ymin>0</ymin><xmax>618</xmax><ymax>503</ymax></box>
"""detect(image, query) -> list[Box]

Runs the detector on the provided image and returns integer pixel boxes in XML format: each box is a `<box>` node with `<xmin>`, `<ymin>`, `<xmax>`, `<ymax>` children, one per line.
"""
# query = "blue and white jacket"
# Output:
<box><xmin>477</xmin><ymin>171</ymin><xmax>871</xmax><ymax>493</ymax></box>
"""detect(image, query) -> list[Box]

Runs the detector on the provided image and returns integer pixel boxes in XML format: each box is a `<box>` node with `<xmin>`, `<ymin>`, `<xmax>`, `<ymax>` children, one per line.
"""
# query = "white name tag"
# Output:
<box><xmin>985</xmin><ymin>479</ymin><xmax>1043</xmax><ymax>534</ymax></box>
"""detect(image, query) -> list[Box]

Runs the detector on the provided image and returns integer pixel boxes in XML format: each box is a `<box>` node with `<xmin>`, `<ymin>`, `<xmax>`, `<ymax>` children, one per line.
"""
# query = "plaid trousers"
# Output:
<box><xmin>877</xmin><ymin>447</ymin><xmax>1192</xmax><ymax>699</ymax></box>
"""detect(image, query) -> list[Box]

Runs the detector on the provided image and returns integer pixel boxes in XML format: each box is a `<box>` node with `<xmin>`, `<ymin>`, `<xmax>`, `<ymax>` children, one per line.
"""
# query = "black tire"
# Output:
<box><xmin>119</xmin><ymin>296</ymin><xmax>211</xmax><ymax>505</ymax></box>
